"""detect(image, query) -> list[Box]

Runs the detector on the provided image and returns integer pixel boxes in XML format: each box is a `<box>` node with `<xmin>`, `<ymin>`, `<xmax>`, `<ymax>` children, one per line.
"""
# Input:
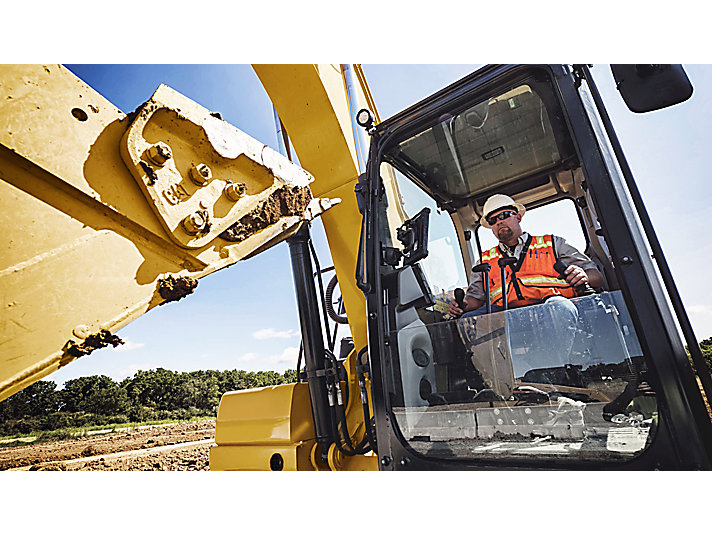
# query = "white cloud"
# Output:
<box><xmin>688</xmin><ymin>304</ymin><xmax>712</xmax><ymax>315</ymax></box>
<box><xmin>114</xmin><ymin>339</ymin><xmax>145</xmax><ymax>352</ymax></box>
<box><xmin>275</xmin><ymin>346</ymin><xmax>299</xmax><ymax>363</ymax></box>
<box><xmin>252</xmin><ymin>328</ymin><xmax>299</xmax><ymax>340</ymax></box>
<box><xmin>230</xmin><ymin>347</ymin><xmax>300</xmax><ymax>373</ymax></box>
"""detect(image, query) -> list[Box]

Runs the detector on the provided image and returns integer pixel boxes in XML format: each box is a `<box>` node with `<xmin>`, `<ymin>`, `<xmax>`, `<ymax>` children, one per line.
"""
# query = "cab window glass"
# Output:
<box><xmin>476</xmin><ymin>199</ymin><xmax>586</xmax><ymax>255</ymax></box>
<box><xmin>387</xmin><ymin>76</ymin><xmax>575</xmax><ymax>201</ymax></box>
<box><xmin>390</xmin><ymin>164</ymin><xmax>468</xmax><ymax>295</ymax></box>
<box><xmin>381</xmin><ymin>123</ymin><xmax>656</xmax><ymax>465</ymax></box>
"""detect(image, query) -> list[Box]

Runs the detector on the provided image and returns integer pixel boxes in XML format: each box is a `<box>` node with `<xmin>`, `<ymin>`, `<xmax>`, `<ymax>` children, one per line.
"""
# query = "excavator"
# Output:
<box><xmin>1</xmin><ymin>64</ymin><xmax>711</xmax><ymax>470</ymax></box>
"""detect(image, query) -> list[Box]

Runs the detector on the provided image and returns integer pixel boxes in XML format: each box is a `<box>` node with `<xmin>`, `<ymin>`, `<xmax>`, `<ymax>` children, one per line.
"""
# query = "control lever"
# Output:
<box><xmin>497</xmin><ymin>257</ymin><xmax>518</xmax><ymax>311</ymax></box>
<box><xmin>472</xmin><ymin>263</ymin><xmax>492</xmax><ymax>314</ymax></box>
<box><xmin>553</xmin><ymin>260</ymin><xmax>595</xmax><ymax>296</ymax></box>
<box><xmin>454</xmin><ymin>288</ymin><xmax>466</xmax><ymax>313</ymax></box>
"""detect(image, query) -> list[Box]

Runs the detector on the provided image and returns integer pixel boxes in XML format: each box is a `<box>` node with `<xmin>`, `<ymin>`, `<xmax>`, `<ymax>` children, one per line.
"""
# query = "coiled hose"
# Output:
<box><xmin>325</xmin><ymin>274</ymin><xmax>349</xmax><ymax>325</ymax></box>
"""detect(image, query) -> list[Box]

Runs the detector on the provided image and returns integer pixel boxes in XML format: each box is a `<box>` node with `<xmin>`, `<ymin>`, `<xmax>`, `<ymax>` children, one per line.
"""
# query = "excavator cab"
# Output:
<box><xmin>358</xmin><ymin>65</ymin><xmax>712</xmax><ymax>469</ymax></box>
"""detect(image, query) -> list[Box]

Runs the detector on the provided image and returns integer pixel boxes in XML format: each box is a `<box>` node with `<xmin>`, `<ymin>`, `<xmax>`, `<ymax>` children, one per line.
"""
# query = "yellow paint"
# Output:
<box><xmin>210</xmin><ymin>380</ymin><xmax>378</xmax><ymax>470</ymax></box>
<box><xmin>254</xmin><ymin>64</ymin><xmax>406</xmax><ymax>353</ymax></box>
<box><xmin>0</xmin><ymin>65</ymin><xmax>335</xmax><ymax>402</ymax></box>
<box><xmin>210</xmin><ymin>382</ymin><xmax>316</xmax><ymax>470</ymax></box>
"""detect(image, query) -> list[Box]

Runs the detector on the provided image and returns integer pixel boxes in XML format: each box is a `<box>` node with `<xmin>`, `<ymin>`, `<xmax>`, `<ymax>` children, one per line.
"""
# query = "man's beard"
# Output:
<box><xmin>497</xmin><ymin>226</ymin><xmax>514</xmax><ymax>243</ymax></box>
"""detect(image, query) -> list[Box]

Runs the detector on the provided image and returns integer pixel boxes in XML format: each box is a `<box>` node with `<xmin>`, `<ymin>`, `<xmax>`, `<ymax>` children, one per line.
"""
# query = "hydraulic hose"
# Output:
<box><xmin>356</xmin><ymin>347</ymin><xmax>376</xmax><ymax>450</ymax></box>
<box><xmin>325</xmin><ymin>274</ymin><xmax>349</xmax><ymax>325</ymax></box>
<box><xmin>325</xmin><ymin>349</ymin><xmax>371</xmax><ymax>456</ymax></box>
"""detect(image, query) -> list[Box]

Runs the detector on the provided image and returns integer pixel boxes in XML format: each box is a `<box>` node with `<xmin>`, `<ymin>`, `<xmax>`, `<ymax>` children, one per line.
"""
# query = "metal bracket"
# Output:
<box><xmin>572</xmin><ymin>64</ymin><xmax>592</xmax><ymax>88</ymax></box>
<box><xmin>120</xmin><ymin>84</ymin><xmax>323</xmax><ymax>249</ymax></box>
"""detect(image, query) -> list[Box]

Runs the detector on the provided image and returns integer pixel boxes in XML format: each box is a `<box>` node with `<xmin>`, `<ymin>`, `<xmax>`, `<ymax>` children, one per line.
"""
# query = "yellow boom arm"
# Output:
<box><xmin>0</xmin><ymin>65</ymin><xmax>337</xmax><ymax>402</ymax></box>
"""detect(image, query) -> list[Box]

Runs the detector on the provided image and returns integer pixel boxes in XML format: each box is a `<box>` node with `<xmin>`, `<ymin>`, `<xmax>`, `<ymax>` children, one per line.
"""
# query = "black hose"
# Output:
<box><xmin>356</xmin><ymin>347</ymin><xmax>376</xmax><ymax>449</ymax></box>
<box><xmin>323</xmin><ymin>349</ymin><xmax>352</xmax><ymax>457</ymax></box>
<box><xmin>296</xmin><ymin>341</ymin><xmax>303</xmax><ymax>383</ymax></box>
<box><xmin>325</xmin><ymin>349</ymin><xmax>371</xmax><ymax>456</ymax></box>
<box><xmin>325</xmin><ymin>275</ymin><xmax>349</xmax><ymax>324</ymax></box>
<box><xmin>326</xmin><ymin>351</ymin><xmax>356</xmax><ymax>451</ymax></box>
<box><xmin>307</xmin><ymin>238</ymin><xmax>334</xmax><ymax>352</ymax></box>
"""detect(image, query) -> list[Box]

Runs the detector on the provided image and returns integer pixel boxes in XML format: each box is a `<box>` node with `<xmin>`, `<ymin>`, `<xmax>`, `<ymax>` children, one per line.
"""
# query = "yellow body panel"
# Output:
<box><xmin>209</xmin><ymin>381</ymin><xmax>377</xmax><ymax>471</ymax></box>
<box><xmin>210</xmin><ymin>382</ymin><xmax>316</xmax><ymax>470</ymax></box>
<box><xmin>214</xmin><ymin>383</ymin><xmax>315</xmax><ymax>445</ymax></box>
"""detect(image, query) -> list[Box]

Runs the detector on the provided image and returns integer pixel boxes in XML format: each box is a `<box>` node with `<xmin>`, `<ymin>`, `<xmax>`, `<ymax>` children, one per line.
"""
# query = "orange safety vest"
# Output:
<box><xmin>482</xmin><ymin>234</ymin><xmax>577</xmax><ymax>308</ymax></box>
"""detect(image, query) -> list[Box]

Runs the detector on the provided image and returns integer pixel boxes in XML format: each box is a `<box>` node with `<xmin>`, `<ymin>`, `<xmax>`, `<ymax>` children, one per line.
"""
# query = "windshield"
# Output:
<box><xmin>389</xmin><ymin>291</ymin><xmax>656</xmax><ymax>464</ymax></box>
<box><xmin>386</xmin><ymin>77</ymin><xmax>574</xmax><ymax>200</ymax></box>
<box><xmin>376</xmin><ymin>67</ymin><xmax>658</xmax><ymax>466</ymax></box>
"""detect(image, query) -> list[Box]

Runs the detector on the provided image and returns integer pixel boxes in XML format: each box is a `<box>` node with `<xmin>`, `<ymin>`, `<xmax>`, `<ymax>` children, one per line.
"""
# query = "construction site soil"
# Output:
<box><xmin>0</xmin><ymin>420</ymin><xmax>215</xmax><ymax>471</ymax></box>
<box><xmin>1</xmin><ymin>379</ymin><xmax>708</xmax><ymax>472</ymax></box>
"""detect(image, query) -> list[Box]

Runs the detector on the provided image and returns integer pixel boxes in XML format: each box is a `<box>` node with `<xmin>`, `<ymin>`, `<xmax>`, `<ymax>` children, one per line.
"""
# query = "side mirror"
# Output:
<box><xmin>611</xmin><ymin>64</ymin><xmax>693</xmax><ymax>113</ymax></box>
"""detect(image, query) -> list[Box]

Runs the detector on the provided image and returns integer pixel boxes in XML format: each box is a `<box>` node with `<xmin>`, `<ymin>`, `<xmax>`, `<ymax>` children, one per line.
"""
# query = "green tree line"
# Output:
<box><xmin>0</xmin><ymin>368</ymin><xmax>297</xmax><ymax>436</ymax></box>
<box><xmin>687</xmin><ymin>337</ymin><xmax>712</xmax><ymax>375</ymax></box>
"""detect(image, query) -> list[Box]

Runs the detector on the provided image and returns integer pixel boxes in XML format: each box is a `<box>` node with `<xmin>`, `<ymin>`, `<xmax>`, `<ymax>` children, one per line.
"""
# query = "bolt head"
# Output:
<box><xmin>224</xmin><ymin>181</ymin><xmax>247</xmax><ymax>201</ymax></box>
<box><xmin>146</xmin><ymin>142</ymin><xmax>172</xmax><ymax>166</ymax></box>
<box><xmin>189</xmin><ymin>163</ymin><xmax>212</xmax><ymax>186</ymax></box>
<box><xmin>182</xmin><ymin>211</ymin><xmax>208</xmax><ymax>235</ymax></box>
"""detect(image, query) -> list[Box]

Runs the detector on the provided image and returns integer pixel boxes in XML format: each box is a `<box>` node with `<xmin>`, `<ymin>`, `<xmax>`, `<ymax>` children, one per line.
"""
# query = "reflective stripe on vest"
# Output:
<box><xmin>483</xmin><ymin>234</ymin><xmax>577</xmax><ymax>306</ymax></box>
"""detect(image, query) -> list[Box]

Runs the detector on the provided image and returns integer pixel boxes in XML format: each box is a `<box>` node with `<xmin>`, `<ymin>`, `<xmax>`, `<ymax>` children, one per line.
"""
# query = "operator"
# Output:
<box><xmin>448</xmin><ymin>194</ymin><xmax>604</xmax><ymax>378</ymax></box>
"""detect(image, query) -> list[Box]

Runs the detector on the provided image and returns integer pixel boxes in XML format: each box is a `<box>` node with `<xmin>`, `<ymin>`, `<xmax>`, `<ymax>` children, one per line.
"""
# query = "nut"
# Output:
<box><xmin>224</xmin><ymin>181</ymin><xmax>247</xmax><ymax>201</ymax></box>
<box><xmin>146</xmin><ymin>142</ymin><xmax>172</xmax><ymax>166</ymax></box>
<box><xmin>182</xmin><ymin>211</ymin><xmax>208</xmax><ymax>235</ymax></box>
<box><xmin>189</xmin><ymin>163</ymin><xmax>212</xmax><ymax>186</ymax></box>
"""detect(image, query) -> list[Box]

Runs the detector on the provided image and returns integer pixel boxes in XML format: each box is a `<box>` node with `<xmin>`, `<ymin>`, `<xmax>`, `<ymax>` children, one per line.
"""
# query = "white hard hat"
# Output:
<box><xmin>480</xmin><ymin>194</ymin><xmax>526</xmax><ymax>228</ymax></box>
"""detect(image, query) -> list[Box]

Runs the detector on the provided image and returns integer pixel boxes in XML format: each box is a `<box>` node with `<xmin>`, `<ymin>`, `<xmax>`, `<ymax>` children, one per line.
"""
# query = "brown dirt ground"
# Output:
<box><xmin>1</xmin><ymin>379</ymin><xmax>708</xmax><ymax>472</ymax></box>
<box><xmin>0</xmin><ymin>420</ymin><xmax>215</xmax><ymax>471</ymax></box>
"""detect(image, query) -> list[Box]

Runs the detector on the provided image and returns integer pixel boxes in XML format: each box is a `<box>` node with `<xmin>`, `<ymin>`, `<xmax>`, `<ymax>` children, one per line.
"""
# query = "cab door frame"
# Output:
<box><xmin>362</xmin><ymin>64</ymin><xmax>711</xmax><ymax>470</ymax></box>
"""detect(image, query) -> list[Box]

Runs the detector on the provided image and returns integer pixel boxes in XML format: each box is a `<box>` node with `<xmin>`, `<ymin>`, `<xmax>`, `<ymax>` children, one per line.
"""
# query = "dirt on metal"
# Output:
<box><xmin>158</xmin><ymin>274</ymin><xmax>199</xmax><ymax>303</ymax></box>
<box><xmin>219</xmin><ymin>185</ymin><xmax>312</xmax><ymax>243</ymax></box>
<box><xmin>0</xmin><ymin>420</ymin><xmax>215</xmax><ymax>471</ymax></box>
<box><xmin>63</xmin><ymin>330</ymin><xmax>124</xmax><ymax>360</ymax></box>
<box><xmin>139</xmin><ymin>161</ymin><xmax>159</xmax><ymax>185</ymax></box>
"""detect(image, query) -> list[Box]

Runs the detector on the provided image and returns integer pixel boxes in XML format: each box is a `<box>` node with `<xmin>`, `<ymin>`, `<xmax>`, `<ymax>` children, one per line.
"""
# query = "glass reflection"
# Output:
<box><xmin>391</xmin><ymin>291</ymin><xmax>656</xmax><ymax>462</ymax></box>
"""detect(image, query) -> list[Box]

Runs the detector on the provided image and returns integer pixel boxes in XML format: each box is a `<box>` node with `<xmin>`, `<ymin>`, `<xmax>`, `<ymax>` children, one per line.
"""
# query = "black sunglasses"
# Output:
<box><xmin>486</xmin><ymin>210</ymin><xmax>517</xmax><ymax>226</ymax></box>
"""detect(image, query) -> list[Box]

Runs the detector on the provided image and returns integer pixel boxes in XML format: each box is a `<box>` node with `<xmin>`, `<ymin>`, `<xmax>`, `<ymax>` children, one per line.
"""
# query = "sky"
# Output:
<box><xmin>32</xmin><ymin>63</ymin><xmax>711</xmax><ymax>388</ymax></box>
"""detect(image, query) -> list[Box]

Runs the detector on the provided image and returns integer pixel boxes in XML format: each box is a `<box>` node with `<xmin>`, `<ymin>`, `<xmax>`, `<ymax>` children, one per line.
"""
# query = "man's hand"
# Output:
<box><xmin>447</xmin><ymin>295</ymin><xmax>483</xmax><ymax>317</ymax></box>
<box><xmin>448</xmin><ymin>298</ymin><xmax>464</xmax><ymax>317</ymax></box>
<box><xmin>563</xmin><ymin>264</ymin><xmax>589</xmax><ymax>287</ymax></box>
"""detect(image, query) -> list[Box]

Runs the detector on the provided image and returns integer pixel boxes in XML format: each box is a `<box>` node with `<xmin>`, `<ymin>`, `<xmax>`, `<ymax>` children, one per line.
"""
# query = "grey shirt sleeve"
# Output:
<box><xmin>553</xmin><ymin>236</ymin><xmax>598</xmax><ymax>271</ymax></box>
<box><xmin>465</xmin><ymin>258</ymin><xmax>485</xmax><ymax>302</ymax></box>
